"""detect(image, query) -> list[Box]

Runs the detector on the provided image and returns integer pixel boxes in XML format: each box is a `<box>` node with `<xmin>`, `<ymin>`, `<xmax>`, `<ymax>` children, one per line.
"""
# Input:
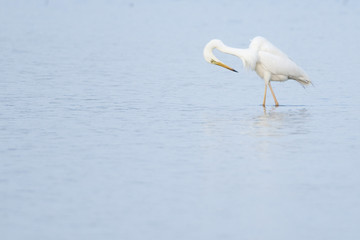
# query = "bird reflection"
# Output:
<box><xmin>250</xmin><ymin>106</ymin><xmax>311</xmax><ymax>159</ymax></box>
<box><xmin>253</xmin><ymin>106</ymin><xmax>310</xmax><ymax>137</ymax></box>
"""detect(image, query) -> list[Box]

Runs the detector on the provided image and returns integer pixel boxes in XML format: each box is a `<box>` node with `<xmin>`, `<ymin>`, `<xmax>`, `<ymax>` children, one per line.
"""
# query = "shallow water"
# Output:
<box><xmin>1</xmin><ymin>0</ymin><xmax>360</xmax><ymax>239</ymax></box>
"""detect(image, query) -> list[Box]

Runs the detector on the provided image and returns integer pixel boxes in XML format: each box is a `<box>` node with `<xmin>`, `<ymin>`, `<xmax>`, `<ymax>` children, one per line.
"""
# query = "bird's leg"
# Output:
<box><xmin>263</xmin><ymin>84</ymin><xmax>267</xmax><ymax>107</ymax></box>
<box><xmin>268</xmin><ymin>82</ymin><xmax>279</xmax><ymax>106</ymax></box>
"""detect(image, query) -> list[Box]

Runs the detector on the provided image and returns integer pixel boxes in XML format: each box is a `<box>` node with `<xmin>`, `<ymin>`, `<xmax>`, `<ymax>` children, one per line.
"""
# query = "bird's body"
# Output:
<box><xmin>203</xmin><ymin>36</ymin><xmax>311</xmax><ymax>106</ymax></box>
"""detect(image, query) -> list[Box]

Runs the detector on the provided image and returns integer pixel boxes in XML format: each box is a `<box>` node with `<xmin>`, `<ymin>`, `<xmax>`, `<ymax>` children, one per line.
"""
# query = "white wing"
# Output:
<box><xmin>251</xmin><ymin>36</ymin><xmax>311</xmax><ymax>85</ymax></box>
<box><xmin>259</xmin><ymin>51</ymin><xmax>309</xmax><ymax>83</ymax></box>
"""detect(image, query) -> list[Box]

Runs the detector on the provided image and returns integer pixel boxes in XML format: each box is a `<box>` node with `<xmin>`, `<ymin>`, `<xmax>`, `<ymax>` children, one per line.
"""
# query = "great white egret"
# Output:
<box><xmin>203</xmin><ymin>36</ymin><xmax>311</xmax><ymax>106</ymax></box>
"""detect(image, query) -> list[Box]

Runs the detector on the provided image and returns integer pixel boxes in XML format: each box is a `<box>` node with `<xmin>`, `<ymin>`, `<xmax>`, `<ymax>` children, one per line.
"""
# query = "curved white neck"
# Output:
<box><xmin>216</xmin><ymin>44</ymin><xmax>257</xmax><ymax>70</ymax></box>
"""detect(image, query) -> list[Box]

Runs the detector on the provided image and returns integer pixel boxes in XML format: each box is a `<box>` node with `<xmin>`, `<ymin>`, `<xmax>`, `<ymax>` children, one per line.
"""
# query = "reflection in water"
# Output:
<box><xmin>252</xmin><ymin>106</ymin><xmax>311</xmax><ymax>137</ymax></box>
<box><xmin>198</xmin><ymin>106</ymin><xmax>311</xmax><ymax>159</ymax></box>
<box><xmin>251</xmin><ymin>106</ymin><xmax>312</xmax><ymax>160</ymax></box>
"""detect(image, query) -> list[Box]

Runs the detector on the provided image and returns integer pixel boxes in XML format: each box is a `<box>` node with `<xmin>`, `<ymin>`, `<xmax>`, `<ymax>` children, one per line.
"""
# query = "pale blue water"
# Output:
<box><xmin>1</xmin><ymin>0</ymin><xmax>360</xmax><ymax>239</ymax></box>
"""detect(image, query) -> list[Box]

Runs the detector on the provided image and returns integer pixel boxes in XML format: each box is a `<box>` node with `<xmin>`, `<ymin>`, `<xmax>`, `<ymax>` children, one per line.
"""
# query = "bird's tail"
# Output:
<box><xmin>292</xmin><ymin>75</ymin><xmax>312</xmax><ymax>87</ymax></box>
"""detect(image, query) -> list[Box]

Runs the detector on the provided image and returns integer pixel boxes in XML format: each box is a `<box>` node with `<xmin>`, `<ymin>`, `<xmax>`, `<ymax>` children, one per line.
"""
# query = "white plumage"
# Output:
<box><xmin>203</xmin><ymin>36</ymin><xmax>311</xmax><ymax>106</ymax></box>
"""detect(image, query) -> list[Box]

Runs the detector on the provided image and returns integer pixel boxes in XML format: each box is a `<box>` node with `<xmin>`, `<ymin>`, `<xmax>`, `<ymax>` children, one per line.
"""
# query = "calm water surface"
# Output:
<box><xmin>1</xmin><ymin>1</ymin><xmax>360</xmax><ymax>240</ymax></box>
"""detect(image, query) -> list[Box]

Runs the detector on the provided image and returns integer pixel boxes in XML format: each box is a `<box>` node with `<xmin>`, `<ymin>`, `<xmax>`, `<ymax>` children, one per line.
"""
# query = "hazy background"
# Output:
<box><xmin>1</xmin><ymin>0</ymin><xmax>360</xmax><ymax>239</ymax></box>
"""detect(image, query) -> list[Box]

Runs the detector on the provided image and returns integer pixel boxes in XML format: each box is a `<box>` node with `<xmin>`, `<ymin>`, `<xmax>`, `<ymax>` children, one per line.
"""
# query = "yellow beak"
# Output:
<box><xmin>213</xmin><ymin>60</ymin><xmax>238</xmax><ymax>72</ymax></box>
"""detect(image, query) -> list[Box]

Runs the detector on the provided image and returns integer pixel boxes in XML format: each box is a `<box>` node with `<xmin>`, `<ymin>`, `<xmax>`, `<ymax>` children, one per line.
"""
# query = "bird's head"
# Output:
<box><xmin>203</xmin><ymin>39</ymin><xmax>238</xmax><ymax>72</ymax></box>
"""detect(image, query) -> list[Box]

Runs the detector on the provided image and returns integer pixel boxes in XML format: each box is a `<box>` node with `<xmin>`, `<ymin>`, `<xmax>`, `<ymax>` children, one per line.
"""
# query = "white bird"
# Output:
<box><xmin>203</xmin><ymin>36</ymin><xmax>311</xmax><ymax>106</ymax></box>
